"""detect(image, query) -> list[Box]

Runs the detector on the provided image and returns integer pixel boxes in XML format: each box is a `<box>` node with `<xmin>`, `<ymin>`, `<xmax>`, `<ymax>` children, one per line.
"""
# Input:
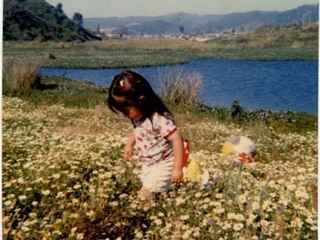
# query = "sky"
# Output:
<box><xmin>45</xmin><ymin>0</ymin><xmax>318</xmax><ymax>18</ymax></box>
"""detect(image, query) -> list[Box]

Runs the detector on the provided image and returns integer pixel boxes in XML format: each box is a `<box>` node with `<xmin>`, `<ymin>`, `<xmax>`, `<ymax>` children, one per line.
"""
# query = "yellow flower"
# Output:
<box><xmin>262</xmin><ymin>200</ymin><xmax>271</xmax><ymax>210</ymax></box>
<box><xmin>182</xmin><ymin>230</ymin><xmax>192</xmax><ymax>240</ymax></box>
<box><xmin>222</xmin><ymin>222</ymin><xmax>232</xmax><ymax>230</ymax></box>
<box><xmin>86</xmin><ymin>210</ymin><xmax>95</xmax><ymax>218</ymax></box>
<box><xmin>52</xmin><ymin>173</ymin><xmax>60</xmax><ymax>179</ymax></box>
<box><xmin>180</xmin><ymin>215</ymin><xmax>190</xmax><ymax>221</ymax></box>
<box><xmin>213</xmin><ymin>207</ymin><xmax>225</xmax><ymax>215</ymax></box>
<box><xmin>135</xmin><ymin>231</ymin><xmax>143</xmax><ymax>239</ymax></box>
<box><xmin>290</xmin><ymin>218</ymin><xmax>303</xmax><ymax>228</ymax></box>
<box><xmin>234</xmin><ymin>214</ymin><xmax>245</xmax><ymax>221</ymax></box>
<box><xmin>215</xmin><ymin>193</ymin><xmax>223</xmax><ymax>199</ymax></box>
<box><xmin>154</xmin><ymin>219</ymin><xmax>162</xmax><ymax>226</ymax></box>
<box><xmin>246</xmin><ymin>214</ymin><xmax>257</xmax><ymax>225</ymax></box>
<box><xmin>17</xmin><ymin>177</ymin><xmax>25</xmax><ymax>184</ymax></box>
<box><xmin>233</xmin><ymin>223</ymin><xmax>244</xmax><ymax>231</ymax></box>
<box><xmin>195</xmin><ymin>192</ymin><xmax>202</xmax><ymax>198</ymax></box>
<box><xmin>41</xmin><ymin>190</ymin><xmax>51</xmax><ymax>196</ymax></box>
<box><xmin>4</xmin><ymin>200</ymin><xmax>12</xmax><ymax>206</ymax></box>
<box><xmin>294</xmin><ymin>189</ymin><xmax>309</xmax><ymax>200</ymax></box>
<box><xmin>175</xmin><ymin>197</ymin><xmax>185</xmax><ymax>206</ymax></box>
<box><xmin>238</xmin><ymin>194</ymin><xmax>247</xmax><ymax>204</ymax></box>
<box><xmin>227</xmin><ymin>213</ymin><xmax>236</xmax><ymax>220</ymax></box>
<box><xmin>76</xmin><ymin>233</ymin><xmax>84</xmax><ymax>240</ymax></box>
<box><xmin>21</xmin><ymin>226</ymin><xmax>30</xmax><ymax>232</ymax></box>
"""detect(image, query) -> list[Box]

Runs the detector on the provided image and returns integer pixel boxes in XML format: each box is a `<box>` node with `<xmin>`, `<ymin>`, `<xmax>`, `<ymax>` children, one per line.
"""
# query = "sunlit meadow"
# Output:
<box><xmin>2</xmin><ymin>96</ymin><xmax>318</xmax><ymax>239</ymax></box>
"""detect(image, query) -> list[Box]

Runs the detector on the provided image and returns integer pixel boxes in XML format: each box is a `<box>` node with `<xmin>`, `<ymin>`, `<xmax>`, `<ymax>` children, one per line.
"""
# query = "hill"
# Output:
<box><xmin>84</xmin><ymin>4</ymin><xmax>319</xmax><ymax>35</ymax></box>
<box><xmin>3</xmin><ymin>0</ymin><xmax>101</xmax><ymax>41</ymax></box>
<box><xmin>209</xmin><ymin>23</ymin><xmax>318</xmax><ymax>50</ymax></box>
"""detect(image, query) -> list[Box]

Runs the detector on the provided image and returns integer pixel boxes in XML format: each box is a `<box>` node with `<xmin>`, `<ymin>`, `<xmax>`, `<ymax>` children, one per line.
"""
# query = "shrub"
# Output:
<box><xmin>46</xmin><ymin>52</ymin><xmax>56</xmax><ymax>59</ymax></box>
<box><xmin>159</xmin><ymin>67</ymin><xmax>202</xmax><ymax>106</ymax></box>
<box><xmin>3</xmin><ymin>58</ymin><xmax>41</xmax><ymax>93</ymax></box>
<box><xmin>230</xmin><ymin>99</ymin><xmax>243</xmax><ymax>118</ymax></box>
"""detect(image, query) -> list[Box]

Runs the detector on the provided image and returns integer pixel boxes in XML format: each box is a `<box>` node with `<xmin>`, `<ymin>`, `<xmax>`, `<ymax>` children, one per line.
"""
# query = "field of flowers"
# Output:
<box><xmin>2</xmin><ymin>96</ymin><xmax>318</xmax><ymax>239</ymax></box>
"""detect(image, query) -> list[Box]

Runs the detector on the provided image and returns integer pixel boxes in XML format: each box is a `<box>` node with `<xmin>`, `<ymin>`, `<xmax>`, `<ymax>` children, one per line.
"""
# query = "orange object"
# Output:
<box><xmin>238</xmin><ymin>150</ymin><xmax>257</xmax><ymax>163</ymax></box>
<box><xmin>238</xmin><ymin>152</ymin><xmax>253</xmax><ymax>163</ymax></box>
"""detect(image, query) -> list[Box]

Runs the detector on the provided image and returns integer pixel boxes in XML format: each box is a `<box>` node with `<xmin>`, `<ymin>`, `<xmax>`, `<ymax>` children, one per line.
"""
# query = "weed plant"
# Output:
<box><xmin>159</xmin><ymin>67</ymin><xmax>202</xmax><ymax>106</ymax></box>
<box><xmin>2</xmin><ymin>58</ymin><xmax>42</xmax><ymax>93</ymax></box>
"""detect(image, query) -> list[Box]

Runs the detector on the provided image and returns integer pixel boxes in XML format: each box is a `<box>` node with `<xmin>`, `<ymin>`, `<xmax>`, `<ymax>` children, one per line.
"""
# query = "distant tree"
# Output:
<box><xmin>179</xmin><ymin>25</ymin><xmax>185</xmax><ymax>35</ymax></box>
<box><xmin>73</xmin><ymin>12</ymin><xmax>83</xmax><ymax>26</ymax></box>
<box><xmin>56</xmin><ymin>3</ymin><xmax>63</xmax><ymax>13</ymax></box>
<box><xmin>230</xmin><ymin>99</ymin><xmax>243</xmax><ymax>118</ymax></box>
<box><xmin>95</xmin><ymin>23</ymin><xmax>101</xmax><ymax>34</ymax></box>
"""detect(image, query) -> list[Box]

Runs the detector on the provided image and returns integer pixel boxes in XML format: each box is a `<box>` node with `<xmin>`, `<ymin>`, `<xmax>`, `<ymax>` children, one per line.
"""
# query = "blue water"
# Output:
<box><xmin>39</xmin><ymin>59</ymin><xmax>318</xmax><ymax>114</ymax></box>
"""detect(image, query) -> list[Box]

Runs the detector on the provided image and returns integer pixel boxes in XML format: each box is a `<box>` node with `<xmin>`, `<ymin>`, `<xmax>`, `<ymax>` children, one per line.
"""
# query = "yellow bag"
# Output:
<box><xmin>183</xmin><ymin>158</ymin><xmax>203</xmax><ymax>181</ymax></box>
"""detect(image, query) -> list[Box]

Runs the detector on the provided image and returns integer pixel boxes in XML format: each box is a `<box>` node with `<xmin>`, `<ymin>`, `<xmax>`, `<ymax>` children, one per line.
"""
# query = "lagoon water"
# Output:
<box><xmin>39</xmin><ymin>59</ymin><xmax>318</xmax><ymax>114</ymax></box>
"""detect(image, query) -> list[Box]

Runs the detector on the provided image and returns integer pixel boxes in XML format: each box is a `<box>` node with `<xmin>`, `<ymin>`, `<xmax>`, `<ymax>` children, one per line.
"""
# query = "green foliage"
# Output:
<box><xmin>168</xmin><ymin>101</ymin><xmax>317</xmax><ymax>138</ymax></box>
<box><xmin>73</xmin><ymin>12</ymin><xmax>84</xmax><ymax>26</ymax></box>
<box><xmin>3</xmin><ymin>0</ymin><xmax>100</xmax><ymax>42</ymax></box>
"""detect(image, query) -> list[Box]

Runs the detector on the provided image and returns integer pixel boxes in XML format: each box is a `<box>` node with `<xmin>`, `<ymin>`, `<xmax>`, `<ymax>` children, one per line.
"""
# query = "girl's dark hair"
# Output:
<box><xmin>108</xmin><ymin>70</ymin><xmax>172</xmax><ymax>119</ymax></box>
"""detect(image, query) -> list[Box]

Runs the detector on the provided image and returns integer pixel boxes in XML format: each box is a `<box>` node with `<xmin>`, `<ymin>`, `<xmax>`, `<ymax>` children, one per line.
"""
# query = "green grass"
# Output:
<box><xmin>3</xmin><ymin>45</ymin><xmax>317</xmax><ymax>69</ymax></box>
<box><xmin>3</xmin><ymin>23</ymin><xmax>318</xmax><ymax>69</ymax></box>
<box><xmin>4</xmin><ymin>73</ymin><xmax>317</xmax><ymax>156</ymax></box>
<box><xmin>5</xmin><ymin>75</ymin><xmax>317</xmax><ymax>136</ymax></box>
<box><xmin>3</xmin><ymin>76</ymin><xmax>108</xmax><ymax>108</ymax></box>
<box><xmin>2</xmin><ymin>91</ymin><xmax>318</xmax><ymax>239</ymax></box>
<box><xmin>210</xmin><ymin>24</ymin><xmax>318</xmax><ymax>49</ymax></box>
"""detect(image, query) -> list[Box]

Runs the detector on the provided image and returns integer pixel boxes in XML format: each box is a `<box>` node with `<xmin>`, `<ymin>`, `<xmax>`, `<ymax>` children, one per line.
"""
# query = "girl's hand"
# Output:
<box><xmin>124</xmin><ymin>144</ymin><xmax>133</xmax><ymax>161</ymax></box>
<box><xmin>171</xmin><ymin>167</ymin><xmax>183</xmax><ymax>183</ymax></box>
<box><xmin>124</xmin><ymin>131</ymin><xmax>136</xmax><ymax>161</ymax></box>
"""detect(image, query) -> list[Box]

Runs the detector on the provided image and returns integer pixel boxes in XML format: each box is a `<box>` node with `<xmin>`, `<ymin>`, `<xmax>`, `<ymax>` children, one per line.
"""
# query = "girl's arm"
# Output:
<box><xmin>124</xmin><ymin>131</ymin><xmax>135</xmax><ymax>161</ymax></box>
<box><xmin>167</xmin><ymin>130</ymin><xmax>184</xmax><ymax>182</ymax></box>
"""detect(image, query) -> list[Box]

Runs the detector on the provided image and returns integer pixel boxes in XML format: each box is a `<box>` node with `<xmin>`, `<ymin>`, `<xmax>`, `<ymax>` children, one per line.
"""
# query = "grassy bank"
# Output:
<box><xmin>2</xmin><ymin>81</ymin><xmax>318</xmax><ymax>238</ymax></box>
<box><xmin>3</xmin><ymin>23</ymin><xmax>318</xmax><ymax>69</ymax></box>
<box><xmin>3</xmin><ymin>76</ymin><xmax>317</xmax><ymax>134</ymax></box>
<box><xmin>3</xmin><ymin>42</ymin><xmax>317</xmax><ymax>69</ymax></box>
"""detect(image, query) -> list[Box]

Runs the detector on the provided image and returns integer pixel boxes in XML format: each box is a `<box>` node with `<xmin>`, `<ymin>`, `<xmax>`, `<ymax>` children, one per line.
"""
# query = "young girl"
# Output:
<box><xmin>108</xmin><ymin>70</ymin><xmax>184</xmax><ymax>200</ymax></box>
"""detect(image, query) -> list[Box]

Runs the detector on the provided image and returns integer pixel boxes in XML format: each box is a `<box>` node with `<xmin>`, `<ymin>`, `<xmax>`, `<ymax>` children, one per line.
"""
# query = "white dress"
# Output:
<box><xmin>133</xmin><ymin>112</ymin><xmax>176</xmax><ymax>192</ymax></box>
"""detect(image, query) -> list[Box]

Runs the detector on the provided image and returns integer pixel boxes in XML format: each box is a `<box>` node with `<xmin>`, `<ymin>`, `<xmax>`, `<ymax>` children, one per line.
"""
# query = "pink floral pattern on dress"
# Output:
<box><xmin>133</xmin><ymin>113</ymin><xmax>176</xmax><ymax>166</ymax></box>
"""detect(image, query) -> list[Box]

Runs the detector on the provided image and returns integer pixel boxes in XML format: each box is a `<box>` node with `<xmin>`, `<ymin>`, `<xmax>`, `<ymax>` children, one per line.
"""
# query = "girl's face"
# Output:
<box><xmin>122</xmin><ymin>106</ymin><xmax>144</xmax><ymax>121</ymax></box>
